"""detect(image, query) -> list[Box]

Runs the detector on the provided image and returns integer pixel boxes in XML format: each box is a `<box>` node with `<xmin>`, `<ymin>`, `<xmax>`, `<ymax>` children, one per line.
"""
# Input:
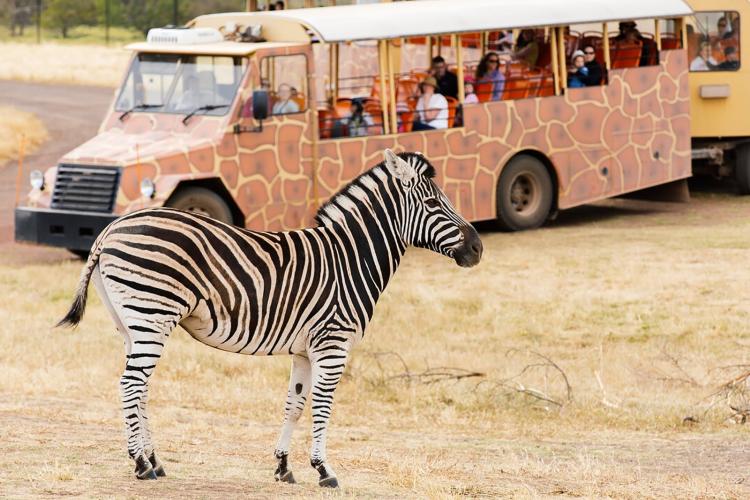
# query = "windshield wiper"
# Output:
<box><xmin>182</xmin><ymin>104</ymin><xmax>229</xmax><ymax>125</ymax></box>
<box><xmin>118</xmin><ymin>104</ymin><xmax>163</xmax><ymax>121</ymax></box>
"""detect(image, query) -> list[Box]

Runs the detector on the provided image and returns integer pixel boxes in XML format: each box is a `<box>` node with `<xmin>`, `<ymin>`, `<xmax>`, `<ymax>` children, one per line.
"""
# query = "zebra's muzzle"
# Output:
<box><xmin>453</xmin><ymin>225</ymin><xmax>482</xmax><ymax>268</ymax></box>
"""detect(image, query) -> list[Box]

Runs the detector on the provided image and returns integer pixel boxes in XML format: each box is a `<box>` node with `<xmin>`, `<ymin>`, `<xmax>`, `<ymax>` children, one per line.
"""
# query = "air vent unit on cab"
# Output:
<box><xmin>147</xmin><ymin>27</ymin><xmax>223</xmax><ymax>45</ymax></box>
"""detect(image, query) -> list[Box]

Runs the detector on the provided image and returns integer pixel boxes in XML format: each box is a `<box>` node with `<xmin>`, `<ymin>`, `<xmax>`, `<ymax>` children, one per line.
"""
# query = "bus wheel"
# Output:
<box><xmin>68</xmin><ymin>249</ymin><xmax>89</xmax><ymax>260</ymax></box>
<box><xmin>736</xmin><ymin>144</ymin><xmax>750</xmax><ymax>195</ymax></box>
<box><xmin>496</xmin><ymin>155</ymin><xmax>553</xmax><ymax>231</ymax></box>
<box><xmin>168</xmin><ymin>186</ymin><xmax>233</xmax><ymax>224</ymax></box>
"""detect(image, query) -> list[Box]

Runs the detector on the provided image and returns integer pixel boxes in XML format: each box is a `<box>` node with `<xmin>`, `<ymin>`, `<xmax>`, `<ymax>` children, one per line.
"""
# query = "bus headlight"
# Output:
<box><xmin>140</xmin><ymin>178</ymin><xmax>155</xmax><ymax>198</ymax></box>
<box><xmin>30</xmin><ymin>170</ymin><xmax>45</xmax><ymax>190</ymax></box>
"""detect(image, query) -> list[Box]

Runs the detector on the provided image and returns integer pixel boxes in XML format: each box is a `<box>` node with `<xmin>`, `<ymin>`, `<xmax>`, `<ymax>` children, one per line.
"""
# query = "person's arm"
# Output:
<box><xmin>422</xmin><ymin>97</ymin><xmax>441</xmax><ymax>122</ymax></box>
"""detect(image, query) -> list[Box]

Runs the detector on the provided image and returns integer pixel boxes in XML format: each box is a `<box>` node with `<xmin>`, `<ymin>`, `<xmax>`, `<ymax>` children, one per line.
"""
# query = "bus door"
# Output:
<box><xmin>235</xmin><ymin>47</ymin><xmax>316</xmax><ymax>230</ymax></box>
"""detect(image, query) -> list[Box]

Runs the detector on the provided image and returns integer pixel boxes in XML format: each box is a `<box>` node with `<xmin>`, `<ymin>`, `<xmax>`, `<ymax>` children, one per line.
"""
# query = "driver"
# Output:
<box><xmin>174</xmin><ymin>75</ymin><xmax>202</xmax><ymax>111</ymax></box>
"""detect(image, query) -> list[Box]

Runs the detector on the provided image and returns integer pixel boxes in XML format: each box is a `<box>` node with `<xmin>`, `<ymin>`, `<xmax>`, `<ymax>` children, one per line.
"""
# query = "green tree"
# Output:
<box><xmin>44</xmin><ymin>0</ymin><xmax>97</xmax><ymax>38</ymax></box>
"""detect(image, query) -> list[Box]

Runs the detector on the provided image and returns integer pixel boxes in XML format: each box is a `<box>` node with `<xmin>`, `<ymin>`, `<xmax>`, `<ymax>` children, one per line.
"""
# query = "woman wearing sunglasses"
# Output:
<box><xmin>475</xmin><ymin>52</ymin><xmax>505</xmax><ymax>101</ymax></box>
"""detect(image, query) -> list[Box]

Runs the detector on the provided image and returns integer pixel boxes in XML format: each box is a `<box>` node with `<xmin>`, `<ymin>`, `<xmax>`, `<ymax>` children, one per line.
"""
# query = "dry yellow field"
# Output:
<box><xmin>1</xmin><ymin>190</ymin><xmax>749</xmax><ymax>498</ymax></box>
<box><xmin>0</xmin><ymin>42</ymin><xmax>130</xmax><ymax>87</ymax></box>
<box><xmin>0</xmin><ymin>106</ymin><xmax>48</xmax><ymax>165</ymax></box>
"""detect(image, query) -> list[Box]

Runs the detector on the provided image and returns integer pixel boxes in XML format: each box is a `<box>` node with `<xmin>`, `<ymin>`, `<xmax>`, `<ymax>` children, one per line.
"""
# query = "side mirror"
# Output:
<box><xmin>252</xmin><ymin>90</ymin><xmax>269</xmax><ymax>121</ymax></box>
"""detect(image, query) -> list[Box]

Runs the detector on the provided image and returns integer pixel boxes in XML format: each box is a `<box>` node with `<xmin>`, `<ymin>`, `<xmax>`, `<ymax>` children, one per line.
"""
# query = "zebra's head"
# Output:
<box><xmin>384</xmin><ymin>149</ymin><xmax>482</xmax><ymax>268</ymax></box>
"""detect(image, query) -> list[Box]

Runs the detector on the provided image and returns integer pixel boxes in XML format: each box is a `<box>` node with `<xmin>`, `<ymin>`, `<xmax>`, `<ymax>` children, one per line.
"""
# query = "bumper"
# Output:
<box><xmin>15</xmin><ymin>207</ymin><xmax>118</xmax><ymax>251</ymax></box>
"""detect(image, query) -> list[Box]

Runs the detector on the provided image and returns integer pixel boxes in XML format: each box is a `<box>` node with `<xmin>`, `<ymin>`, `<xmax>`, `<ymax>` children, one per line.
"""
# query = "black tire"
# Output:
<box><xmin>736</xmin><ymin>144</ymin><xmax>750</xmax><ymax>195</ymax></box>
<box><xmin>167</xmin><ymin>186</ymin><xmax>234</xmax><ymax>224</ymax></box>
<box><xmin>68</xmin><ymin>249</ymin><xmax>89</xmax><ymax>260</ymax></box>
<box><xmin>496</xmin><ymin>154</ymin><xmax>554</xmax><ymax>231</ymax></box>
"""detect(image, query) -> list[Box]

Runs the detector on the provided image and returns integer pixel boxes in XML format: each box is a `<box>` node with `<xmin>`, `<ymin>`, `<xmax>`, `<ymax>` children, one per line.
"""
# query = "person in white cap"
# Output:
<box><xmin>568</xmin><ymin>50</ymin><xmax>589</xmax><ymax>88</ymax></box>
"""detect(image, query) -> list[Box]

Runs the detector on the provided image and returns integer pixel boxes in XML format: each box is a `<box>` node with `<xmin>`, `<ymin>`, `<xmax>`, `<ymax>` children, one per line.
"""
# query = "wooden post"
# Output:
<box><xmin>550</xmin><ymin>26</ymin><xmax>560</xmax><ymax>96</ymax></box>
<box><xmin>386</xmin><ymin>40</ymin><xmax>398</xmax><ymax>135</ymax></box>
<box><xmin>14</xmin><ymin>135</ymin><xmax>26</xmax><ymax>207</ymax></box>
<box><xmin>655</xmin><ymin>19</ymin><xmax>662</xmax><ymax>50</ymax></box>
<box><xmin>333</xmin><ymin>43</ymin><xmax>339</xmax><ymax>101</ymax></box>
<box><xmin>680</xmin><ymin>17</ymin><xmax>687</xmax><ymax>50</ymax></box>
<box><xmin>246</xmin><ymin>0</ymin><xmax>257</xmax><ymax>11</ymax></box>
<box><xmin>557</xmin><ymin>27</ymin><xmax>567</xmax><ymax>90</ymax></box>
<box><xmin>480</xmin><ymin>31</ymin><xmax>486</xmax><ymax>57</ymax></box>
<box><xmin>454</xmin><ymin>34</ymin><xmax>465</xmax><ymax>102</ymax></box>
<box><xmin>603</xmin><ymin>22</ymin><xmax>611</xmax><ymax>72</ymax></box>
<box><xmin>378</xmin><ymin>40</ymin><xmax>390</xmax><ymax>134</ymax></box>
<box><xmin>427</xmin><ymin>36</ymin><xmax>433</xmax><ymax>67</ymax></box>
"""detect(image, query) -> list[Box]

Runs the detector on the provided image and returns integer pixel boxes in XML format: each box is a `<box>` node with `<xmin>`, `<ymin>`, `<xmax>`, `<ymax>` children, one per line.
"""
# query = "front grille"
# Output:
<box><xmin>51</xmin><ymin>164</ymin><xmax>120</xmax><ymax>213</ymax></box>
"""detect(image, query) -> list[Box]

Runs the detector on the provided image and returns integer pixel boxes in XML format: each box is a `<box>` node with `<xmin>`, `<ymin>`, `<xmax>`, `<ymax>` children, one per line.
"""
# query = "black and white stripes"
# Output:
<box><xmin>58</xmin><ymin>149</ymin><xmax>482</xmax><ymax>486</ymax></box>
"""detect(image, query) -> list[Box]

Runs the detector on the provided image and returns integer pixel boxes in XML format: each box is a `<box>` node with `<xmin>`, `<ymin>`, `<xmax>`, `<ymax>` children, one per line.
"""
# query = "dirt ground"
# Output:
<box><xmin>2</xmin><ymin>186</ymin><xmax>750</xmax><ymax>499</ymax></box>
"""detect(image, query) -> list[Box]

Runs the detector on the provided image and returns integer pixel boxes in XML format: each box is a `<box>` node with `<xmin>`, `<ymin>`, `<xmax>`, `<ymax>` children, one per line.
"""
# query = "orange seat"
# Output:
<box><xmin>396</xmin><ymin>76</ymin><xmax>420</xmax><ymax>102</ymax></box>
<box><xmin>410</xmin><ymin>69</ymin><xmax>429</xmax><ymax>81</ymax></box>
<box><xmin>398</xmin><ymin>110</ymin><xmax>415</xmax><ymax>133</ymax></box>
<box><xmin>318</xmin><ymin>108</ymin><xmax>336</xmax><ymax>139</ymax></box>
<box><xmin>461</xmin><ymin>33</ymin><xmax>481</xmax><ymax>48</ymax></box>
<box><xmin>538</xmin><ymin>72</ymin><xmax>555</xmax><ymax>97</ymax></box>
<box><xmin>334</xmin><ymin>97</ymin><xmax>352</xmax><ymax>118</ymax></box>
<box><xmin>661</xmin><ymin>36</ymin><xmax>680</xmax><ymax>50</ymax></box>
<box><xmin>475</xmin><ymin>81</ymin><xmax>494</xmax><ymax>102</ymax></box>
<box><xmin>502</xmin><ymin>76</ymin><xmax>529</xmax><ymax>100</ymax></box>
<box><xmin>525</xmin><ymin>70</ymin><xmax>544</xmax><ymax>98</ymax></box>
<box><xmin>445</xmin><ymin>96</ymin><xmax>458</xmax><ymax>127</ymax></box>
<box><xmin>610</xmin><ymin>42</ymin><xmax>642</xmax><ymax>68</ymax></box>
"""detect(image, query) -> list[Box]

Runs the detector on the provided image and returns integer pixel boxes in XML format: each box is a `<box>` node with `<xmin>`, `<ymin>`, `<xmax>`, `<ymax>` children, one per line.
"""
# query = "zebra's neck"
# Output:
<box><xmin>315</xmin><ymin>167</ymin><xmax>407</xmax><ymax>323</ymax></box>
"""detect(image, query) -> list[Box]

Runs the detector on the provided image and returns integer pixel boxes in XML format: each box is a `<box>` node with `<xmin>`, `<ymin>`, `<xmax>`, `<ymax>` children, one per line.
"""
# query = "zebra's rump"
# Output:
<box><xmin>97</xmin><ymin>208</ymin><xmax>337</xmax><ymax>355</ymax></box>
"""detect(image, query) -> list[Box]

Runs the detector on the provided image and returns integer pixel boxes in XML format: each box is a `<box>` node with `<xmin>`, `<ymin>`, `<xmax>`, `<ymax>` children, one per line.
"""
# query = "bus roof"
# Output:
<box><xmin>246</xmin><ymin>0</ymin><xmax>693</xmax><ymax>43</ymax></box>
<box><xmin>124</xmin><ymin>40</ymin><xmax>298</xmax><ymax>56</ymax></box>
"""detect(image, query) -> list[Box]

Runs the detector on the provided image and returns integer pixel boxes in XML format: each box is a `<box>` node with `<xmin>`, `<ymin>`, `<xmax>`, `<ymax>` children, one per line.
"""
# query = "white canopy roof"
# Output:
<box><xmin>255</xmin><ymin>0</ymin><xmax>693</xmax><ymax>43</ymax></box>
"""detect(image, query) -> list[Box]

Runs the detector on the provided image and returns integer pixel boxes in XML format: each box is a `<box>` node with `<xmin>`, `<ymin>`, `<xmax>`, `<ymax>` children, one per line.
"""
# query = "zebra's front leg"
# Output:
<box><xmin>309</xmin><ymin>349</ymin><xmax>350</xmax><ymax>488</ymax></box>
<box><xmin>273</xmin><ymin>354</ymin><xmax>311</xmax><ymax>484</ymax></box>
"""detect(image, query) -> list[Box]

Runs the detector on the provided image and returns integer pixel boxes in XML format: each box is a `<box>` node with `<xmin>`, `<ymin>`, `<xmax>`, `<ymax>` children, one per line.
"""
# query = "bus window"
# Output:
<box><xmin>261</xmin><ymin>54</ymin><xmax>308</xmax><ymax>115</ymax></box>
<box><xmin>688</xmin><ymin>12</ymin><xmax>740</xmax><ymax>72</ymax></box>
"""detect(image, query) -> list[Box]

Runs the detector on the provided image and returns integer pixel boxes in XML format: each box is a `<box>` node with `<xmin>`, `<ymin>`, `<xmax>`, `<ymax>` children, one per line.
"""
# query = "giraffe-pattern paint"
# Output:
<box><xmin>30</xmin><ymin>48</ymin><xmax>689</xmax><ymax>231</ymax></box>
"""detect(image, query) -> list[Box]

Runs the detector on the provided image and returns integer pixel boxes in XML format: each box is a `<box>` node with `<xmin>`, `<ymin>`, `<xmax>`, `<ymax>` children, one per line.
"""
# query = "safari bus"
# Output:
<box><xmin>15</xmin><ymin>0</ymin><xmax>712</xmax><ymax>254</ymax></box>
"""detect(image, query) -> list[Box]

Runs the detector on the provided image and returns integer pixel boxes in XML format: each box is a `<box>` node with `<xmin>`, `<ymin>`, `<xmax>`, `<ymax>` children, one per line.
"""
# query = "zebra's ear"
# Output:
<box><xmin>383</xmin><ymin>149</ymin><xmax>416</xmax><ymax>184</ymax></box>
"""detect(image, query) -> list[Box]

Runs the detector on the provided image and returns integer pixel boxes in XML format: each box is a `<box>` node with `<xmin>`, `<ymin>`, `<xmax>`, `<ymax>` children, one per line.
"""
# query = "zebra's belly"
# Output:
<box><xmin>179</xmin><ymin>298</ymin><xmax>311</xmax><ymax>356</ymax></box>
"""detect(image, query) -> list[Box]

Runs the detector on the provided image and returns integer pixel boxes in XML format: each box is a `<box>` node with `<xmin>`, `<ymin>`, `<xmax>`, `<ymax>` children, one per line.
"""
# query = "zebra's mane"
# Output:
<box><xmin>314</xmin><ymin>152</ymin><xmax>435</xmax><ymax>227</ymax></box>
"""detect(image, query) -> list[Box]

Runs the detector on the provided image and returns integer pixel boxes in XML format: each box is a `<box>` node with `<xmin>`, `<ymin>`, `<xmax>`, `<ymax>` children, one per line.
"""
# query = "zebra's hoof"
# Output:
<box><xmin>148</xmin><ymin>452</ymin><xmax>166</xmax><ymax>477</ymax></box>
<box><xmin>275</xmin><ymin>469</ymin><xmax>296</xmax><ymax>484</ymax></box>
<box><xmin>134</xmin><ymin>455</ymin><xmax>158</xmax><ymax>480</ymax></box>
<box><xmin>319</xmin><ymin>476</ymin><xmax>339</xmax><ymax>488</ymax></box>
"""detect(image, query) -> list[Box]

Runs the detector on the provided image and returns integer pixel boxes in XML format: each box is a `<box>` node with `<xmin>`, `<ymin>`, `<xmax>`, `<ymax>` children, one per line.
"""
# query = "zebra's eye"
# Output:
<box><xmin>425</xmin><ymin>198</ymin><xmax>440</xmax><ymax>209</ymax></box>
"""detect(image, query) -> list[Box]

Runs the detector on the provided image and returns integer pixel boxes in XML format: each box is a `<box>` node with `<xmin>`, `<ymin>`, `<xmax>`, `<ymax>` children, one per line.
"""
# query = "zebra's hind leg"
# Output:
<box><xmin>273</xmin><ymin>354</ymin><xmax>312</xmax><ymax>484</ymax></box>
<box><xmin>92</xmin><ymin>267</ymin><xmax>173</xmax><ymax>480</ymax></box>
<box><xmin>141</xmin><ymin>387</ymin><xmax>166</xmax><ymax>477</ymax></box>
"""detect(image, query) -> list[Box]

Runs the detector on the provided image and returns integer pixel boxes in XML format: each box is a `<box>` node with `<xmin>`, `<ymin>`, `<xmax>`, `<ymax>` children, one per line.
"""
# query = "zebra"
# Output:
<box><xmin>57</xmin><ymin>149</ymin><xmax>483</xmax><ymax>487</ymax></box>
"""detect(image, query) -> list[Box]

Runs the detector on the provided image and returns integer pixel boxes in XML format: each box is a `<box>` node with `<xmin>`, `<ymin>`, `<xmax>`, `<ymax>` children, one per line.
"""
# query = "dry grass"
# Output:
<box><xmin>0</xmin><ymin>42</ymin><xmax>130</xmax><ymax>87</ymax></box>
<box><xmin>1</xmin><ymin>191</ymin><xmax>750</xmax><ymax>498</ymax></box>
<box><xmin>0</xmin><ymin>106</ymin><xmax>48</xmax><ymax>165</ymax></box>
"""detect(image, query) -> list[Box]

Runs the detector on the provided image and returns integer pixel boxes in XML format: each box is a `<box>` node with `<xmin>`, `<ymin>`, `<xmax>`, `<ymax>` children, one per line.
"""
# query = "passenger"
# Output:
<box><xmin>275</xmin><ymin>1</ymin><xmax>285</xmax><ymax>9</ymax></box>
<box><xmin>430</xmin><ymin>55</ymin><xmax>459</xmax><ymax>99</ymax></box>
<box><xmin>567</xmin><ymin>50</ymin><xmax>588</xmax><ymax>88</ymax></box>
<box><xmin>463</xmin><ymin>76</ymin><xmax>479</xmax><ymax>104</ymax></box>
<box><xmin>475</xmin><ymin>52</ymin><xmax>505</xmax><ymax>101</ymax></box>
<box><xmin>514</xmin><ymin>29</ymin><xmax>539</xmax><ymax>67</ymax></box>
<box><xmin>718</xmin><ymin>17</ymin><xmax>732</xmax><ymax>39</ymax></box>
<box><xmin>413</xmin><ymin>76</ymin><xmax>449</xmax><ymax>131</ymax></box>
<box><xmin>717</xmin><ymin>46</ymin><xmax>740</xmax><ymax>70</ymax></box>
<box><xmin>582</xmin><ymin>44</ymin><xmax>603</xmax><ymax>86</ymax></box>
<box><xmin>689</xmin><ymin>41</ymin><xmax>717</xmax><ymax>71</ymax></box>
<box><xmin>342</xmin><ymin>99</ymin><xmax>374</xmax><ymax>137</ymax></box>
<box><xmin>614</xmin><ymin>21</ymin><xmax>637</xmax><ymax>42</ymax></box>
<box><xmin>272</xmin><ymin>83</ymin><xmax>299</xmax><ymax>114</ymax></box>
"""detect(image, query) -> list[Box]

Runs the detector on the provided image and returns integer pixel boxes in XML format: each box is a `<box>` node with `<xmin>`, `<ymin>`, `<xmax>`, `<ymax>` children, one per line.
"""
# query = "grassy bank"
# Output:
<box><xmin>0</xmin><ymin>106</ymin><xmax>48</xmax><ymax>165</ymax></box>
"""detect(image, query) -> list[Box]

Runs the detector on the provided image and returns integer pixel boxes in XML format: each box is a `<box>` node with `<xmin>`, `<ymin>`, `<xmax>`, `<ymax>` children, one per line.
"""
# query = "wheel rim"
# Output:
<box><xmin>509</xmin><ymin>171</ymin><xmax>542</xmax><ymax>215</ymax></box>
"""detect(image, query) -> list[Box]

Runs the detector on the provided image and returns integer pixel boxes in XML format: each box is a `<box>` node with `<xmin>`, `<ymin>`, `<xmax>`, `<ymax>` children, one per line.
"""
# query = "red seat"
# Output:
<box><xmin>502</xmin><ymin>76</ymin><xmax>529</xmax><ymax>100</ymax></box>
<box><xmin>475</xmin><ymin>81</ymin><xmax>494</xmax><ymax>102</ymax></box>
<box><xmin>610</xmin><ymin>42</ymin><xmax>642</xmax><ymax>68</ymax></box>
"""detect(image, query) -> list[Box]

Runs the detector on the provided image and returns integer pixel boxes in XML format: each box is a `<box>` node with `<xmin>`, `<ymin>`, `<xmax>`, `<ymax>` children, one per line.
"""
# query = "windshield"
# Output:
<box><xmin>115</xmin><ymin>53</ymin><xmax>248</xmax><ymax>116</ymax></box>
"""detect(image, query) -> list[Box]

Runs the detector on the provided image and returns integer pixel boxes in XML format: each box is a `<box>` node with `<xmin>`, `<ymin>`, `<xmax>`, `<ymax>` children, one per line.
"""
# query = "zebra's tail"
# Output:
<box><xmin>56</xmin><ymin>227</ymin><xmax>109</xmax><ymax>329</ymax></box>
